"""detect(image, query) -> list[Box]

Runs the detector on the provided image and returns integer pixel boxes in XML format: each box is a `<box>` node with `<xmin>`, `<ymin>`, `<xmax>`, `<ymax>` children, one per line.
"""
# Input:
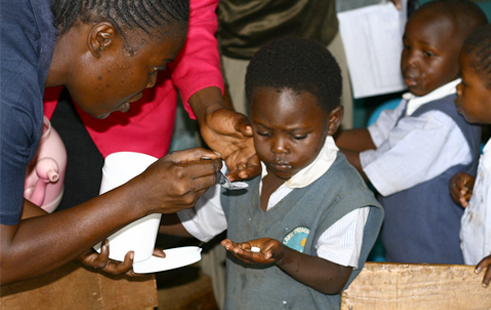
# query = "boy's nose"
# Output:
<box><xmin>271</xmin><ymin>138</ymin><xmax>290</xmax><ymax>154</ymax></box>
<box><xmin>406</xmin><ymin>52</ymin><xmax>418</xmax><ymax>68</ymax></box>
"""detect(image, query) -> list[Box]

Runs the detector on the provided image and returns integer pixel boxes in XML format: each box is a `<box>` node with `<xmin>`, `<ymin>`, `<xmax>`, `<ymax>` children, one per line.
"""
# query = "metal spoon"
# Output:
<box><xmin>201</xmin><ymin>157</ymin><xmax>248</xmax><ymax>190</ymax></box>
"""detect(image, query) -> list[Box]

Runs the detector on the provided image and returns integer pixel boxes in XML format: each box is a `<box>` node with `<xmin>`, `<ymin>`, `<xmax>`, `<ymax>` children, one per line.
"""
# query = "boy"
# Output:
<box><xmin>160</xmin><ymin>37</ymin><xmax>384</xmax><ymax>309</ymax></box>
<box><xmin>450</xmin><ymin>23</ymin><xmax>491</xmax><ymax>288</ymax></box>
<box><xmin>335</xmin><ymin>0</ymin><xmax>487</xmax><ymax>264</ymax></box>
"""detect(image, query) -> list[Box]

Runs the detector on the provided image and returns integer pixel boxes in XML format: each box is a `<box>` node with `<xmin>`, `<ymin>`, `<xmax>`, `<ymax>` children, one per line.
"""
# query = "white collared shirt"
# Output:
<box><xmin>404</xmin><ymin>79</ymin><xmax>461</xmax><ymax>116</ymax></box>
<box><xmin>178</xmin><ymin>136</ymin><xmax>369</xmax><ymax>268</ymax></box>
<box><xmin>360</xmin><ymin>79</ymin><xmax>472</xmax><ymax>197</ymax></box>
<box><xmin>461</xmin><ymin>138</ymin><xmax>491</xmax><ymax>265</ymax></box>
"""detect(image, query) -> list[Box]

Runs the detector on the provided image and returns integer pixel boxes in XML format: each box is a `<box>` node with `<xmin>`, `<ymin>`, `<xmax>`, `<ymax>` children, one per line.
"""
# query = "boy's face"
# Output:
<box><xmin>68</xmin><ymin>30</ymin><xmax>185</xmax><ymax>119</ymax></box>
<box><xmin>250</xmin><ymin>87</ymin><xmax>341</xmax><ymax>180</ymax></box>
<box><xmin>401</xmin><ymin>11</ymin><xmax>461</xmax><ymax>96</ymax></box>
<box><xmin>455</xmin><ymin>50</ymin><xmax>491</xmax><ymax>124</ymax></box>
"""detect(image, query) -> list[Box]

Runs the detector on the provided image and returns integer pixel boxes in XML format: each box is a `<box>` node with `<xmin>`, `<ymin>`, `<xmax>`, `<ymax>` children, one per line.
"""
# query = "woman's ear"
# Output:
<box><xmin>327</xmin><ymin>105</ymin><xmax>344</xmax><ymax>135</ymax></box>
<box><xmin>88</xmin><ymin>22</ymin><xmax>117</xmax><ymax>58</ymax></box>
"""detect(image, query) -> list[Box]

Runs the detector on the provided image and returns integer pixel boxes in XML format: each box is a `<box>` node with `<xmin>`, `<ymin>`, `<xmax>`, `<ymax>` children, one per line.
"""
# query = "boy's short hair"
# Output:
<box><xmin>418</xmin><ymin>0</ymin><xmax>487</xmax><ymax>43</ymax></box>
<box><xmin>52</xmin><ymin>0</ymin><xmax>189</xmax><ymax>38</ymax></box>
<box><xmin>245</xmin><ymin>37</ymin><xmax>342</xmax><ymax>114</ymax></box>
<box><xmin>462</xmin><ymin>23</ymin><xmax>491</xmax><ymax>90</ymax></box>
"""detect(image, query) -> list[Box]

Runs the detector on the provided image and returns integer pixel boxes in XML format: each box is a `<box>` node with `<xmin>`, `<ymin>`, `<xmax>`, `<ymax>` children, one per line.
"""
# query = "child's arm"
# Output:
<box><xmin>334</xmin><ymin>128</ymin><xmax>375</xmax><ymax>180</ymax></box>
<box><xmin>475</xmin><ymin>254</ymin><xmax>491</xmax><ymax>288</ymax></box>
<box><xmin>158</xmin><ymin>213</ymin><xmax>194</xmax><ymax>238</ymax></box>
<box><xmin>221</xmin><ymin>237</ymin><xmax>352</xmax><ymax>294</ymax></box>
<box><xmin>334</xmin><ymin>128</ymin><xmax>376</xmax><ymax>152</ymax></box>
<box><xmin>449</xmin><ymin>172</ymin><xmax>475</xmax><ymax>208</ymax></box>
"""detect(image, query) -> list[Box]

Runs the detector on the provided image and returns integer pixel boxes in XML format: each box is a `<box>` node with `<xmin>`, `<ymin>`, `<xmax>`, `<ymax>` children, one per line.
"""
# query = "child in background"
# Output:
<box><xmin>159</xmin><ymin>37</ymin><xmax>384</xmax><ymax>309</ymax></box>
<box><xmin>450</xmin><ymin>23</ymin><xmax>491</xmax><ymax>288</ymax></box>
<box><xmin>334</xmin><ymin>0</ymin><xmax>487</xmax><ymax>264</ymax></box>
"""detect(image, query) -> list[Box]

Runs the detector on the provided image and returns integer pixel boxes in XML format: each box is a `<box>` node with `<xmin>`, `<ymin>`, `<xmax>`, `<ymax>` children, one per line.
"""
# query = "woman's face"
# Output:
<box><xmin>67</xmin><ymin>28</ymin><xmax>185</xmax><ymax>119</ymax></box>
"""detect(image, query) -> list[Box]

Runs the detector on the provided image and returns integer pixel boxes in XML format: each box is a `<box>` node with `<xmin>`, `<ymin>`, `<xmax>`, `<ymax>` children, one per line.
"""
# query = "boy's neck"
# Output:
<box><xmin>260</xmin><ymin>173</ymin><xmax>287</xmax><ymax>212</ymax></box>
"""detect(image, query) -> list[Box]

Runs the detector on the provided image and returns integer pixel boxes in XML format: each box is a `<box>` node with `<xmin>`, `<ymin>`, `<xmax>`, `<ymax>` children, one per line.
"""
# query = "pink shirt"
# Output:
<box><xmin>43</xmin><ymin>0</ymin><xmax>223</xmax><ymax>158</ymax></box>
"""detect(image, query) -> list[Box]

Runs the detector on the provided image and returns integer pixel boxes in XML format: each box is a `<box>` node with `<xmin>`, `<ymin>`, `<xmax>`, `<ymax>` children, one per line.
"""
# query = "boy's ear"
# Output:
<box><xmin>327</xmin><ymin>105</ymin><xmax>344</xmax><ymax>135</ymax></box>
<box><xmin>88</xmin><ymin>22</ymin><xmax>117</xmax><ymax>58</ymax></box>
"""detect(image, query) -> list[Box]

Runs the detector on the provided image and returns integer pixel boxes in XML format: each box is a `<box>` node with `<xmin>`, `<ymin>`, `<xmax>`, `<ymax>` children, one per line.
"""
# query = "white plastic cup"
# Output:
<box><xmin>94</xmin><ymin>152</ymin><xmax>161</xmax><ymax>262</ymax></box>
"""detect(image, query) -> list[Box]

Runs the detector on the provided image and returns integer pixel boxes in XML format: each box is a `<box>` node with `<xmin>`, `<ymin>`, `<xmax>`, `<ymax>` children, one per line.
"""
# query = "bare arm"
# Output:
<box><xmin>0</xmin><ymin>148</ymin><xmax>221</xmax><ymax>286</ymax></box>
<box><xmin>334</xmin><ymin>128</ymin><xmax>375</xmax><ymax>180</ymax></box>
<box><xmin>158</xmin><ymin>213</ymin><xmax>194</xmax><ymax>238</ymax></box>
<box><xmin>275</xmin><ymin>245</ymin><xmax>353</xmax><ymax>294</ymax></box>
<box><xmin>334</xmin><ymin>128</ymin><xmax>375</xmax><ymax>152</ymax></box>
<box><xmin>222</xmin><ymin>238</ymin><xmax>352</xmax><ymax>294</ymax></box>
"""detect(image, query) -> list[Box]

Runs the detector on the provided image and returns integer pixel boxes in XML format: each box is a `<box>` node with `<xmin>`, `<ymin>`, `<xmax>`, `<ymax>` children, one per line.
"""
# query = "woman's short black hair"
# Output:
<box><xmin>52</xmin><ymin>0</ymin><xmax>189</xmax><ymax>39</ymax></box>
<box><xmin>245</xmin><ymin>37</ymin><xmax>342</xmax><ymax>114</ymax></box>
<box><xmin>462</xmin><ymin>23</ymin><xmax>491</xmax><ymax>90</ymax></box>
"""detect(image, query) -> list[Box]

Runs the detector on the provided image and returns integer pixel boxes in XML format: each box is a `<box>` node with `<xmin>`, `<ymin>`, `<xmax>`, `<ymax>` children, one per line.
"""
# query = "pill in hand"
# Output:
<box><xmin>251</xmin><ymin>246</ymin><xmax>260</xmax><ymax>253</ymax></box>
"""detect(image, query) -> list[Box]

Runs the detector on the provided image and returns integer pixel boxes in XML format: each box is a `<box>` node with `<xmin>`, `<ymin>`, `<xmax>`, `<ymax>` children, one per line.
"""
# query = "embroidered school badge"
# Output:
<box><xmin>282</xmin><ymin>226</ymin><xmax>310</xmax><ymax>253</ymax></box>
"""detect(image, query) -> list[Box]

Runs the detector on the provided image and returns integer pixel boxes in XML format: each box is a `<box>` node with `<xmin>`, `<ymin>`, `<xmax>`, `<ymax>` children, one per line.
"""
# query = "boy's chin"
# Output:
<box><xmin>407</xmin><ymin>86</ymin><xmax>430</xmax><ymax>97</ymax></box>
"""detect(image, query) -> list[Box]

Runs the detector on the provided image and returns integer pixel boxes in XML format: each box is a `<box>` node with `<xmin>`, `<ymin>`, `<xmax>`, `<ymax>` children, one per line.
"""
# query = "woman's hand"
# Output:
<box><xmin>189</xmin><ymin>87</ymin><xmax>260</xmax><ymax>182</ymax></box>
<box><xmin>77</xmin><ymin>240</ymin><xmax>166</xmax><ymax>277</ymax></box>
<box><xmin>129</xmin><ymin>148</ymin><xmax>222</xmax><ymax>215</ymax></box>
<box><xmin>200</xmin><ymin>108</ymin><xmax>260</xmax><ymax>181</ymax></box>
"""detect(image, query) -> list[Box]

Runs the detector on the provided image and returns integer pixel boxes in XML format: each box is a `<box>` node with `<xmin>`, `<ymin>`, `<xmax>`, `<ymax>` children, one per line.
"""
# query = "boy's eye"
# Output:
<box><xmin>293</xmin><ymin>135</ymin><xmax>307</xmax><ymax>140</ymax></box>
<box><xmin>423</xmin><ymin>51</ymin><xmax>434</xmax><ymax>57</ymax></box>
<box><xmin>256</xmin><ymin>130</ymin><xmax>270</xmax><ymax>137</ymax></box>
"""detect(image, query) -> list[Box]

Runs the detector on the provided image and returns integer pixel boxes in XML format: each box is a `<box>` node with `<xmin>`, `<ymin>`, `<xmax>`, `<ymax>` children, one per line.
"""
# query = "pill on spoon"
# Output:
<box><xmin>251</xmin><ymin>246</ymin><xmax>260</xmax><ymax>253</ymax></box>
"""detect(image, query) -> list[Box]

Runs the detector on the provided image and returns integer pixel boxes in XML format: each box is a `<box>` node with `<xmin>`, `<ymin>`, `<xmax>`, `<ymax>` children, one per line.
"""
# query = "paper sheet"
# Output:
<box><xmin>337</xmin><ymin>0</ymin><xmax>408</xmax><ymax>98</ymax></box>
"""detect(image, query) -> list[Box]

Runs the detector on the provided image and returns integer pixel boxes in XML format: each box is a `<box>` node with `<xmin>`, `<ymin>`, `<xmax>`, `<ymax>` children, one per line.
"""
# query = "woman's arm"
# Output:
<box><xmin>0</xmin><ymin>148</ymin><xmax>221</xmax><ymax>286</ymax></box>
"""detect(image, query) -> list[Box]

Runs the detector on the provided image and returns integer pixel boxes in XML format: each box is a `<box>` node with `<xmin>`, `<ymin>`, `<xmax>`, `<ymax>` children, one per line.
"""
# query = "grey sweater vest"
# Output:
<box><xmin>221</xmin><ymin>153</ymin><xmax>384</xmax><ymax>310</ymax></box>
<box><xmin>380</xmin><ymin>94</ymin><xmax>481</xmax><ymax>264</ymax></box>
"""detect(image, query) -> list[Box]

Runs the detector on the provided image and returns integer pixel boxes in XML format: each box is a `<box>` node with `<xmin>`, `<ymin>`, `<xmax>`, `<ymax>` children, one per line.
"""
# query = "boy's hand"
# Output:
<box><xmin>199</xmin><ymin>108</ymin><xmax>261</xmax><ymax>182</ymax></box>
<box><xmin>476</xmin><ymin>254</ymin><xmax>491</xmax><ymax>288</ymax></box>
<box><xmin>221</xmin><ymin>238</ymin><xmax>283</xmax><ymax>265</ymax></box>
<box><xmin>449</xmin><ymin>172</ymin><xmax>475</xmax><ymax>207</ymax></box>
<box><xmin>77</xmin><ymin>240</ymin><xmax>165</xmax><ymax>277</ymax></box>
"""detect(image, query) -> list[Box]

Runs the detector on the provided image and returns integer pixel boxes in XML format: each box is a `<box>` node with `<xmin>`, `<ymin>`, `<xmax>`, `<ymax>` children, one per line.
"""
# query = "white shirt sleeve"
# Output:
<box><xmin>360</xmin><ymin>110</ymin><xmax>471</xmax><ymax>197</ymax></box>
<box><xmin>367</xmin><ymin>102</ymin><xmax>406</xmax><ymax>146</ymax></box>
<box><xmin>177</xmin><ymin>183</ymin><xmax>228</xmax><ymax>242</ymax></box>
<box><xmin>316</xmin><ymin>207</ymin><xmax>370</xmax><ymax>269</ymax></box>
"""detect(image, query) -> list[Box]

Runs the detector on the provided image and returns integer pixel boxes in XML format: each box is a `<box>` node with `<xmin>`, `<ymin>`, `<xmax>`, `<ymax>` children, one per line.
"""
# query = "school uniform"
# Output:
<box><xmin>461</xmin><ymin>139</ymin><xmax>491</xmax><ymax>265</ymax></box>
<box><xmin>178</xmin><ymin>136</ymin><xmax>384</xmax><ymax>309</ymax></box>
<box><xmin>361</xmin><ymin>80</ymin><xmax>481</xmax><ymax>264</ymax></box>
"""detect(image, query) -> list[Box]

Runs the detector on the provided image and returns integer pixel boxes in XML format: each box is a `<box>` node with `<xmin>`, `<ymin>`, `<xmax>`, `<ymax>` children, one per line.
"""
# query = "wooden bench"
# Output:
<box><xmin>341</xmin><ymin>262</ymin><xmax>491</xmax><ymax>310</ymax></box>
<box><xmin>0</xmin><ymin>261</ymin><xmax>158</xmax><ymax>310</ymax></box>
